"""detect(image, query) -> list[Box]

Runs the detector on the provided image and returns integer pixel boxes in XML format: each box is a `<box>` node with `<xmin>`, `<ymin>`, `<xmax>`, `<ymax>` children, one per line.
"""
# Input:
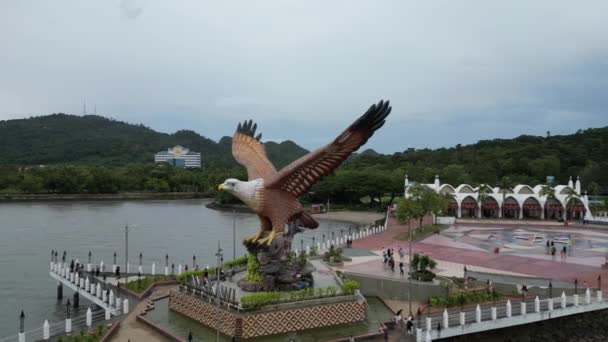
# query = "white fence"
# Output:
<box><xmin>416</xmin><ymin>290</ymin><xmax>606</xmax><ymax>341</ymax></box>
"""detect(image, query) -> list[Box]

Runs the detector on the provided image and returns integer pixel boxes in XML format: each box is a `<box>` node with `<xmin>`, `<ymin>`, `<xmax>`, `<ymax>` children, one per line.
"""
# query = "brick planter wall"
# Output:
<box><xmin>169</xmin><ymin>291</ymin><xmax>366</xmax><ymax>339</ymax></box>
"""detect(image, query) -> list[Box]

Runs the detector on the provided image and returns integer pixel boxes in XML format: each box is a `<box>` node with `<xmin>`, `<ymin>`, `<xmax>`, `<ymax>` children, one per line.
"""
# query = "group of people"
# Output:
<box><xmin>394</xmin><ymin>310</ymin><xmax>415</xmax><ymax>334</ymax></box>
<box><xmin>546</xmin><ymin>240</ymin><xmax>570</xmax><ymax>259</ymax></box>
<box><xmin>383</xmin><ymin>246</ymin><xmax>407</xmax><ymax>276</ymax></box>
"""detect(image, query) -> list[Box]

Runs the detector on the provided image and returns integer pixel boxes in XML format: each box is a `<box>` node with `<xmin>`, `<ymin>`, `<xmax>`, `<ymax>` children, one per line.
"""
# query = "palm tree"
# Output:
<box><xmin>498</xmin><ymin>176</ymin><xmax>515</xmax><ymax>218</ymax></box>
<box><xmin>564</xmin><ymin>187</ymin><xmax>582</xmax><ymax>221</ymax></box>
<box><xmin>539</xmin><ymin>185</ymin><xmax>556</xmax><ymax>219</ymax></box>
<box><xmin>477</xmin><ymin>184</ymin><xmax>493</xmax><ymax>218</ymax></box>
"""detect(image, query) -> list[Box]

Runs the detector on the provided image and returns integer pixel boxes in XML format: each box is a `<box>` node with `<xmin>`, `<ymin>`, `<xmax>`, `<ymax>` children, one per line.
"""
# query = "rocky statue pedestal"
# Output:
<box><xmin>240</xmin><ymin>222</ymin><xmax>313</xmax><ymax>292</ymax></box>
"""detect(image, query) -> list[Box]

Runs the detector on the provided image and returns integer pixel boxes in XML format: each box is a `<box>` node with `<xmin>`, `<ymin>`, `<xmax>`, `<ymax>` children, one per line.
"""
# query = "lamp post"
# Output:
<box><xmin>233</xmin><ymin>209</ymin><xmax>237</xmax><ymax>260</ymax></box>
<box><xmin>215</xmin><ymin>242</ymin><xmax>223</xmax><ymax>342</ymax></box>
<box><xmin>124</xmin><ymin>225</ymin><xmax>129</xmax><ymax>281</ymax></box>
<box><xmin>408</xmin><ymin>219</ymin><xmax>413</xmax><ymax>314</ymax></box>
<box><xmin>19</xmin><ymin>310</ymin><xmax>24</xmax><ymax>334</ymax></box>
<box><xmin>193</xmin><ymin>254</ymin><xmax>196</xmax><ymax>268</ymax></box>
<box><xmin>575</xmin><ymin>278</ymin><xmax>578</xmax><ymax>295</ymax></box>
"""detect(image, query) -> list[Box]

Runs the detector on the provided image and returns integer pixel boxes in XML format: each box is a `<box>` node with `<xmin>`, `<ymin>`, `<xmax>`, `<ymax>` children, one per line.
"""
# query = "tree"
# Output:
<box><xmin>477</xmin><ymin>184</ymin><xmax>493</xmax><ymax>218</ymax></box>
<box><xmin>431</xmin><ymin>193</ymin><xmax>449</xmax><ymax>224</ymax></box>
<box><xmin>498</xmin><ymin>176</ymin><xmax>515</xmax><ymax>218</ymax></box>
<box><xmin>588</xmin><ymin>182</ymin><xmax>601</xmax><ymax>197</ymax></box>
<box><xmin>407</xmin><ymin>184</ymin><xmax>436</xmax><ymax>230</ymax></box>
<box><xmin>395</xmin><ymin>197</ymin><xmax>418</xmax><ymax>227</ymax></box>
<box><xmin>539</xmin><ymin>185</ymin><xmax>556</xmax><ymax>200</ymax></box>
<box><xmin>564</xmin><ymin>187</ymin><xmax>582</xmax><ymax>220</ymax></box>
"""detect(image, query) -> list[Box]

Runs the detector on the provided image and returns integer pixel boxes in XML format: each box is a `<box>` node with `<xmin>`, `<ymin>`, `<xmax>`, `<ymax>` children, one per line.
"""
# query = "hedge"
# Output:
<box><xmin>176</xmin><ymin>255</ymin><xmax>248</xmax><ymax>283</ymax></box>
<box><xmin>430</xmin><ymin>289</ymin><xmax>502</xmax><ymax>308</ymax></box>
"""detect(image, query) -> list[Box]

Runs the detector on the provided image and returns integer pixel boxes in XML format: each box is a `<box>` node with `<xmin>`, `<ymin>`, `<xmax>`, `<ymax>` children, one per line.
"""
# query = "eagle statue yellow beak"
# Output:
<box><xmin>218</xmin><ymin>184</ymin><xmax>226</xmax><ymax>190</ymax></box>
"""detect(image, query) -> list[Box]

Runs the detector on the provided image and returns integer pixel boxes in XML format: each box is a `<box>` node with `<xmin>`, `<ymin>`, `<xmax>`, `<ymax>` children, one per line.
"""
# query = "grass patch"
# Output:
<box><xmin>126</xmin><ymin>275</ymin><xmax>172</xmax><ymax>293</ymax></box>
<box><xmin>240</xmin><ymin>280</ymin><xmax>360</xmax><ymax>309</ymax></box>
<box><xmin>393</xmin><ymin>224</ymin><xmax>448</xmax><ymax>241</ymax></box>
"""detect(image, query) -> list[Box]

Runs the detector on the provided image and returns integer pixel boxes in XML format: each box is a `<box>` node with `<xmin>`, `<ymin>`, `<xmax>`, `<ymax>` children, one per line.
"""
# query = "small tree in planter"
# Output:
<box><xmin>410</xmin><ymin>253</ymin><xmax>437</xmax><ymax>281</ymax></box>
<box><xmin>323</xmin><ymin>245</ymin><xmax>343</xmax><ymax>265</ymax></box>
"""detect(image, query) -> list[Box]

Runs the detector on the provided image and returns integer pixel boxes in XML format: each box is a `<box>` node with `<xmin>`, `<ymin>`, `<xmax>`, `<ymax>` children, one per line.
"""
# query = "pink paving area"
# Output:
<box><xmin>352</xmin><ymin>215</ymin><xmax>608</xmax><ymax>290</ymax></box>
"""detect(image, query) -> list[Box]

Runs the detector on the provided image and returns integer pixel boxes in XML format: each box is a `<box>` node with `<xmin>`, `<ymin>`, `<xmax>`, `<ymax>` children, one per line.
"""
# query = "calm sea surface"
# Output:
<box><xmin>0</xmin><ymin>199</ymin><xmax>355</xmax><ymax>335</ymax></box>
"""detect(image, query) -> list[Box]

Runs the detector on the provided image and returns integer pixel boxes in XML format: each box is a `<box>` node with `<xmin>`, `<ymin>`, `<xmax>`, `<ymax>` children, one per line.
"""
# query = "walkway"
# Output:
<box><xmin>110</xmin><ymin>285</ymin><xmax>176</xmax><ymax>342</ymax></box>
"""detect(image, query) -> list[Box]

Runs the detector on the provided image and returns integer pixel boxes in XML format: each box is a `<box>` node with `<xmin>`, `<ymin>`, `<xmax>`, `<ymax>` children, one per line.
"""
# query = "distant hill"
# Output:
<box><xmin>343</xmin><ymin>127</ymin><xmax>608</xmax><ymax>189</ymax></box>
<box><xmin>0</xmin><ymin>114</ymin><xmax>309</xmax><ymax>168</ymax></box>
<box><xmin>1</xmin><ymin>114</ymin><xmax>606</xmax><ymax>190</ymax></box>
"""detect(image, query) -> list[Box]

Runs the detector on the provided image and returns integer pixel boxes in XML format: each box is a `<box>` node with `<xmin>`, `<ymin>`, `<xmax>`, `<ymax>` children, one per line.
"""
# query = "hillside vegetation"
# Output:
<box><xmin>0</xmin><ymin>114</ymin><xmax>606</xmax><ymax>204</ymax></box>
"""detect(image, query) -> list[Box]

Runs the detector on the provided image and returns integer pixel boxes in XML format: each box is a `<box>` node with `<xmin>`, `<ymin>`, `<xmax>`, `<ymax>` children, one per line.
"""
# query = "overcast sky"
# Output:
<box><xmin>1</xmin><ymin>0</ymin><xmax>607</xmax><ymax>153</ymax></box>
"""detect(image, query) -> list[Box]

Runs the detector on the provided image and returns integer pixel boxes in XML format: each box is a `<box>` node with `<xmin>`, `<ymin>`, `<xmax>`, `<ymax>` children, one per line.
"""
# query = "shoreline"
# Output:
<box><xmin>206</xmin><ymin>201</ymin><xmax>384</xmax><ymax>225</ymax></box>
<box><xmin>0</xmin><ymin>192</ymin><xmax>210</xmax><ymax>203</ymax></box>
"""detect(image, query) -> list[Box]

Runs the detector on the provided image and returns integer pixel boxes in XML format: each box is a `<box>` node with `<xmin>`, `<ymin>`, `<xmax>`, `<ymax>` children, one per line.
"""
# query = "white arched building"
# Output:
<box><xmin>404</xmin><ymin>175</ymin><xmax>592</xmax><ymax>220</ymax></box>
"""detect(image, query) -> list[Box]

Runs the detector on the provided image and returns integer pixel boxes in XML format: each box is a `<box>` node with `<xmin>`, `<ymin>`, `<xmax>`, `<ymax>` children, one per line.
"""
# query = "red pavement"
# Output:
<box><xmin>353</xmin><ymin>215</ymin><xmax>608</xmax><ymax>291</ymax></box>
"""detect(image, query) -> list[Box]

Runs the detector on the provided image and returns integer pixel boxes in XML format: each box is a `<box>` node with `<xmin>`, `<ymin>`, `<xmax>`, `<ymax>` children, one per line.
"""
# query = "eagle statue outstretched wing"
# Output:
<box><xmin>232</xmin><ymin>120</ymin><xmax>277</xmax><ymax>181</ymax></box>
<box><xmin>265</xmin><ymin>100</ymin><xmax>391</xmax><ymax>197</ymax></box>
<box><xmin>221</xmin><ymin>100</ymin><xmax>391</xmax><ymax>246</ymax></box>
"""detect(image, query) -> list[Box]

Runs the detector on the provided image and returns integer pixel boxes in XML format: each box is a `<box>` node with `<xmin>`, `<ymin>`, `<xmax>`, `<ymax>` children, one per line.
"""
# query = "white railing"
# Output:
<box><xmin>416</xmin><ymin>290</ymin><xmax>606</xmax><ymax>341</ymax></box>
<box><xmin>0</xmin><ymin>310</ymin><xmax>106</xmax><ymax>342</ymax></box>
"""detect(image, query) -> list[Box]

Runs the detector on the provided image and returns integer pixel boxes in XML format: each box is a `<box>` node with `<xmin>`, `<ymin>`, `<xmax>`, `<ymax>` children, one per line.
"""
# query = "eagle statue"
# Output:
<box><xmin>218</xmin><ymin>100</ymin><xmax>392</xmax><ymax>246</ymax></box>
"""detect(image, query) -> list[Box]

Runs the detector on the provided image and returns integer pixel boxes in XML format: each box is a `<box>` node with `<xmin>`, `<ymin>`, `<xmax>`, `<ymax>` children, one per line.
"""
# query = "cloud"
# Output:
<box><xmin>0</xmin><ymin>0</ymin><xmax>607</xmax><ymax>152</ymax></box>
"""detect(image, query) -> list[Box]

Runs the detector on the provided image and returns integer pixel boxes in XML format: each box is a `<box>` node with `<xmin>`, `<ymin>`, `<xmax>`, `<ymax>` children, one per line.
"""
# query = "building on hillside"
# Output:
<box><xmin>154</xmin><ymin>145</ymin><xmax>201</xmax><ymax>168</ymax></box>
<box><xmin>404</xmin><ymin>175</ymin><xmax>592</xmax><ymax>220</ymax></box>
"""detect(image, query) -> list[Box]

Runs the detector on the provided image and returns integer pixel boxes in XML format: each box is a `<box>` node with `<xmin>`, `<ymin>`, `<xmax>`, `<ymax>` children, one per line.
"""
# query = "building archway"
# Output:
<box><xmin>481</xmin><ymin>197</ymin><xmax>499</xmax><ymax>218</ymax></box>
<box><xmin>544</xmin><ymin>198</ymin><xmax>563</xmax><ymax>220</ymax></box>
<box><xmin>461</xmin><ymin>196</ymin><xmax>478</xmax><ymax>218</ymax></box>
<box><xmin>447</xmin><ymin>198</ymin><xmax>458</xmax><ymax>217</ymax></box>
<box><xmin>523</xmin><ymin>197</ymin><xmax>542</xmax><ymax>219</ymax></box>
<box><xmin>502</xmin><ymin>197</ymin><xmax>520</xmax><ymax>219</ymax></box>
<box><xmin>567</xmin><ymin>197</ymin><xmax>586</xmax><ymax>220</ymax></box>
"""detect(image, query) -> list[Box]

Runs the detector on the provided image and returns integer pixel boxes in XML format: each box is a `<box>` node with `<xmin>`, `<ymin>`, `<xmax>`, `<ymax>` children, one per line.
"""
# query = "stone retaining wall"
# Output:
<box><xmin>168</xmin><ymin>291</ymin><xmax>367</xmax><ymax>339</ymax></box>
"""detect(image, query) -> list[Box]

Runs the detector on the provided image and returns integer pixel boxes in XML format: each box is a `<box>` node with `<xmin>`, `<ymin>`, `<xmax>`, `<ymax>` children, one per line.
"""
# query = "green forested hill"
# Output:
<box><xmin>342</xmin><ymin>127</ymin><xmax>608</xmax><ymax>187</ymax></box>
<box><xmin>0</xmin><ymin>114</ymin><xmax>606</xmax><ymax>198</ymax></box>
<box><xmin>0</xmin><ymin>114</ymin><xmax>308</xmax><ymax>168</ymax></box>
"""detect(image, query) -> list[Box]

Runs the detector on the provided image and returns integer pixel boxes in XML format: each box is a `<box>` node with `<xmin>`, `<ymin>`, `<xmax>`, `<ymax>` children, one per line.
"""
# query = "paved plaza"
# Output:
<box><xmin>347</xmin><ymin>216</ymin><xmax>608</xmax><ymax>292</ymax></box>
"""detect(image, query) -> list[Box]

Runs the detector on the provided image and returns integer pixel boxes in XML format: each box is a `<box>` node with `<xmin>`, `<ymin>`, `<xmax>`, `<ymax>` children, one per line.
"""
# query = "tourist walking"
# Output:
<box><xmin>406</xmin><ymin>315</ymin><xmax>414</xmax><ymax>334</ymax></box>
<box><xmin>399</xmin><ymin>247</ymin><xmax>405</xmax><ymax>259</ymax></box>
<box><xmin>399</xmin><ymin>262</ymin><xmax>404</xmax><ymax>276</ymax></box>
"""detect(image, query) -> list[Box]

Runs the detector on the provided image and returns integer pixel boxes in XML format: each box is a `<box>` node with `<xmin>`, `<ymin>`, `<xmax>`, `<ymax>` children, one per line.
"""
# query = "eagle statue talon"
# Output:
<box><xmin>257</xmin><ymin>231</ymin><xmax>282</xmax><ymax>246</ymax></box>
<box><xmin>243</xmin><ymin>228</ymin><xmax>265</xmax><ymax>243</ymax></box>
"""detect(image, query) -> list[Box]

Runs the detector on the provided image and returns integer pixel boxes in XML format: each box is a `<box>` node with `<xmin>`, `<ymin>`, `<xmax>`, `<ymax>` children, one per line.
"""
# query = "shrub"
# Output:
<box><xmin>410</xmin><ymin>253</ymin><xmax>437</xmax><ymax>281</ymax></box>
<box><xmin>342</xmin><ymin>279</ymin><xmax>360</xmax><ymax>295</ymax></box>
<box><xmin>126</xmin><ymin>275</ymin><xmax>171</xmax><ymax>293</ymax></box>
<box><xmin>309</xmin><ymin>245</ymin><xmax>318</xmax><ymax>256</ymax></box>
<box><xmin>323</xmin><ymin>245</ymin><xmax>343</xmax><ymax>263</ymax></box>
<box><xmin>246</xmin><ymin>253</ymin><xmax>263</xmax><ymax>283</ymax></box>
<box><xmin>430</xmin><ymin>290</ymin><xmax>503</xmax><ymax>308</ymax></box>
<box><xmin>223</xmin><ymin>256</ymin><xmax>248</xmax><ymax>269</ymax></box>
<box><xmin>176</xmin><ymin>255</ymin><xmax>249</xmax><ymax>284</ymax></box>
<box><xmin>240</xmin><ymin>285</ymin><xmax>346</xmax><ymax>309</ymax></box>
